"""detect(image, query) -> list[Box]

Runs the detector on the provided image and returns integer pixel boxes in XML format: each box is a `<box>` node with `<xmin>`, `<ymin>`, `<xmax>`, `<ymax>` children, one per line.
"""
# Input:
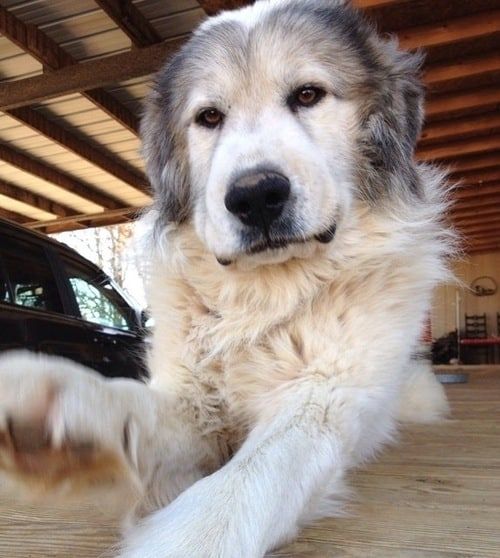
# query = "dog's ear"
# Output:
<box><xmin>360</xmin><ymin>42</ymin><xmax>425</xmax><ymax>198</ymax></box>
<box><xmin>141</xmin><ymin>87</ymin><xmax>191</xmax><ymax>224</ymax></box>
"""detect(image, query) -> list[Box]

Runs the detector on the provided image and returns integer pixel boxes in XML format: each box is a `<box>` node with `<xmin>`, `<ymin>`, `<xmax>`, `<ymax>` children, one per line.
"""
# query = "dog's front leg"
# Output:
<box><xmin>120</xmin><ymin>377</ymin><xmax>393</xmax><ymax>558</ymax></box>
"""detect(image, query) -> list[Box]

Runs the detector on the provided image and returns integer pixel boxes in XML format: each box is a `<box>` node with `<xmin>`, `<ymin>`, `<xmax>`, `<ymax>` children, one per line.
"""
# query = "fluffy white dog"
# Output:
<box><xmin>0</xmin><ymin>1</ymin><xmax>452</xmax><ymax>556</ymax></box>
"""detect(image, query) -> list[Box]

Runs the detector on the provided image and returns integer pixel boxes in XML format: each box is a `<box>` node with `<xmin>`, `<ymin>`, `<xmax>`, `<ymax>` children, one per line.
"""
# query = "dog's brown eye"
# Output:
<box><xmin>288</xmin><ymin>86</ymin><xmax>326</xmax><ymax>111</ymax></box>
<box><xmin>196</xmin><ymin>108</ymin><xmax>224</xmax><ymax>129</ymax></box>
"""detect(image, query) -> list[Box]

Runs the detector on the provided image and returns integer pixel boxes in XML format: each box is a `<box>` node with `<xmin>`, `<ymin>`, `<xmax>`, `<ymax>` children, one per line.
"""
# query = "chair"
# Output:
<box><xmin>464</xmin><ymin>313</ymin><xmax>487</xmax><ymax>339</ymax></box>
<box><xmin>464</xmin><ymin>313</ymin><xmax>489</xmax><ymax>363</ymax></box>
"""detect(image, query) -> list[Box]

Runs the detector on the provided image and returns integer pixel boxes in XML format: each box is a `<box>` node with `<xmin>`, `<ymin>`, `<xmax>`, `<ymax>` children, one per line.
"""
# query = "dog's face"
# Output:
<box><xmin>142</xmin><ymin>0</ymin><xmax>424</xmax><ymax>266</ymax></box>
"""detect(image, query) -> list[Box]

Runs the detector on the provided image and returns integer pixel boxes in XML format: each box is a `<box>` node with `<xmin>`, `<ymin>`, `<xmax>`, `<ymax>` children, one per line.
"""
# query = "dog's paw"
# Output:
<box><xmin>0</xmin><ymin>351</ymin><xmax>138</xmax><ymax>492</ymax></box>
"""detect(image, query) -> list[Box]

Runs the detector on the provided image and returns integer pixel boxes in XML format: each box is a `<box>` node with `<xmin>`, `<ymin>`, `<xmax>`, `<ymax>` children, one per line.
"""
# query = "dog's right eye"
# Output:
<box><xmin>196</xmin><ymin>108</ymin><xmax>225</xmax><ymax>129</ymax></box>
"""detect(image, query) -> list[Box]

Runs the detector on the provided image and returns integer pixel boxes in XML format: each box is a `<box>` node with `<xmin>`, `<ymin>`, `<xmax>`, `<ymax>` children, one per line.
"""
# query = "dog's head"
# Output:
<box><xmin>142</xmin><ymin>0</ymin><xmax>424</xmax><ymax>266</ymax></box>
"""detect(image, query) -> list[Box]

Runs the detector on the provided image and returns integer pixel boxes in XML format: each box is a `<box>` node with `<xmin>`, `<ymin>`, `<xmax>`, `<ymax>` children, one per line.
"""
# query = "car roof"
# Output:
<box><xmin>0</xmin><ymin>216</ymin><xmax>104</xmax><ymax>274</ymax></box>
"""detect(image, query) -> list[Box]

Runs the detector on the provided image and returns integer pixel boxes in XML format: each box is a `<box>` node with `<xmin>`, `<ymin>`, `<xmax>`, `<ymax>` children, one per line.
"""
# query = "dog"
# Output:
<box><xmin>0</xmin><ymin>1</ymin><xmax>453</xmax><ymax>556</ymax></box>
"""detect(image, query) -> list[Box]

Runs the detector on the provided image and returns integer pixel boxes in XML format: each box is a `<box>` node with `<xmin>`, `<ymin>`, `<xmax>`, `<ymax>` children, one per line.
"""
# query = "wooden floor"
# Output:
<box><xmin>1</xmin><ymin>367</ymin><xmax>499</xmax><ymax>557</ymax></box>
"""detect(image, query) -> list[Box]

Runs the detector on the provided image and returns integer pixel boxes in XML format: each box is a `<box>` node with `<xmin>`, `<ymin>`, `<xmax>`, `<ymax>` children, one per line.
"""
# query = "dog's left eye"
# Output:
<box><xmin>288</xmin><ymin>86</ymin><xmax>326</xmax><ymax>111</ymax></box>
<box><xmin>196</xmin><ymin>108</ymin><xmax>225</xmax><ymax>129</ymax></box>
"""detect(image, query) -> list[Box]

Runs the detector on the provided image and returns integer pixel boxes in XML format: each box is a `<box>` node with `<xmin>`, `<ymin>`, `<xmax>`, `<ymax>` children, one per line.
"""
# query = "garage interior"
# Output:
<box><xmin>0</xmin><ymin>0</ymin><xmax>499</xmax><ymax>556</ymax></box>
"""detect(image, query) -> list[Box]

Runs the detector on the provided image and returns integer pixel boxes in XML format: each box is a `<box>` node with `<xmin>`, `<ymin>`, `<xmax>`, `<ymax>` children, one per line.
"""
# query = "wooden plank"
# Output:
<box><xmin>457</xmin><ymin>218</ymin><xmax>500</xmax><ymax>233</ymax></box>
<box><xmin>450</xmin><ymin>167</ymin><xmax>500</xmax><ymax>186</ymax></box>
<box><xmin>468</xmin><ymin>244</ymin><xmax>500</xmax><ymax>254</ymax></box>
<box><xmin>1</xmin><ymin>372</ymin><xmax>499</xmax><ymax>557</ymax></box>
<box><xmin>420</xmin><ymin>112</ymin><xmax>500</xmax><ymax>145</ymax></box>
<box><xmin>467</xmin><ymin>229</ymin><xmax>500</xmax><ymax>242</ymax></box>
<box><xmin>7</xmin><ymin>107</ymin><xmax>150</xmax><ymax>194</ymax></box>
<box><xmin>426</xmin><ymin>86</ymin><xmax>500</xmax><ymax>119</ymax></box>
<box><xmin>449</xmin><ymin>152</ymin><xmax>500</xmax><ymax>174</ymax></box>
<box><xmin>454</xmin><ymin>214</ymin><xmax>500</xmax><ymax>227</ymax></box>
<box><xmin>468</xmin><ymin>239</ymin><xmax>500</xmax><ymax>250</ymax></box>
<box><xmin>455</xmin><ymin>182</ymin><xmax>500</xmax><ymax>200</ymax></box>
<box><xmin>453</xmin><ymin>194</ymin><xmax>500</xmax><ymax>211</ymax></box>
<box><xmin>0</xmin><ymin>39</ymin><xmax>186</xmax><ymax>111</ymax></box>
<box><xmin>95</xmin><ymin>0</ymin><xmax>161</xmax><ymax>47</ymax></box>
<box><xmin>0</xmin><ymin>207</ymin><xmax>30</xmax><ymax>224</ymax></box>
<box><xmin>451</xmin><ymin>206</ymin><xmax>500</xmax><ymax>220</ymax></box>
<box><xmin>0</xmin><ymin>143</ymin><xmax>123</xmax><ymax>210</ymax></box>
<box><xmin>198</xmin><ymin>0</ymin><xmax>251</xmax><ymax>16</ymax></box>
<box><xmin>417</xmin><ymin>135</ymin><xmax>500</xmax><ymax>162</ymax></box>
<box><xmin>0</xmin><ymin>6</ymin><xmax>139</xmax><ymax>135</ymax></box>
<box><xmin>424</xmin><ymin>52</ymin><xmax>500</xmax><ymax>91</ymax></box>
<box><xmin>0</xmin><ymin>179</ymin><xmax>75</xmax><ymax>217</ymax></box>
<box><xmin>25</xmin><ymin>207</ymin><xmax>141</xmax><ymax>230</ymax></box>
<box><xmin>398</xmin><ymin>10</ymin><xmax>500</xmax><ymax>50</ymax></box>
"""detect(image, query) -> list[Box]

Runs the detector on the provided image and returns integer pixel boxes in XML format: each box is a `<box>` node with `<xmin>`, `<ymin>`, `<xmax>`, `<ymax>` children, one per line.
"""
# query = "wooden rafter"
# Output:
<box><xmin>95</xmin><ymin>0</ymin><xmax>161</xmax><ymax>47</ymax></box>
<box><xmin>452</xmin><ymin>205</ymin><xmax>500</xmax><ymax>220</ymax></box>
<box><xmin>0</xmin><ymin>143</ymin><xmax>123</xmax><ymax>210</ymax></box>
<box><xmin>452</xmin><ymin>167</ymin><xmax>500</xmax><ymax>186</ymax></box>
<box><xmin>426</xmin><ymin>86</ymin><xmax>500</xmax><ymax>120</ymax></box>
<box><xmin>0</xmin><ymin>179</ymin><xmax>76</xmax><ymax>217</ymax></box>
<box><xmin>26</xmin><ymin>207</ymin><xmax>140</xmax><ymax>230</ymax></box>
<box><xmin>0</xmin><ymin>39</ymin><xmax>185</xmax><ymax>111</ymax></box>
<box><xmin>398</xmin><ymin>10</ymin><xmax>500</xmax><ymax>50</ymax></box>
<box><xmin>457</xmin><ymin>219</ymin><xmax>500</xmax><ymax>233</ymax></box>
<box><xmin>197</xmin><ymin>0</ymin><xmax>250</xmax><ymax>16</ymax></box>
<box><xmin>454</xmin><ymin>194</ymin><xmax>500</xmax><ymax>211</ymax></box>
<box><xmin>425</xmin><ymin>52</ymin><xmax>500</xmax><ymax>91</ymax></box>
<box><xmin>7</xmin><ymin>107</ymin><xmax>149</xmax><ymax>194</ymax></box>
<box><xmin>420</xmin><ymin>112</ymin><xmax>500</xmax><ymax>145</ymax></box>
<box><xmin>455</xmin><ymin>183</ymin><xmax>500</xmax><ymax>201</ymax></box>
<box><xmin>454</xmin><ymin>210</ymin><xmax>500</xmax><ymax>224</ymax></box>
<box><xmin>0</xmin><ymin>6</ymin><xmax>139</xmax><ymax>134</ymax></box>
<box><xmin>0</xmin><ymin>207</ymin><xmax>30</xmax><ymax>224</ymax></box>
<box><xmin>417</xmin><ymin>135</ymin><xmax>500</xmax><ymax>162</ymax></box>
<box><xmin>449</xmin><ymin>152</ymin><xmax>500</xmax><ymax>174</ymax></box>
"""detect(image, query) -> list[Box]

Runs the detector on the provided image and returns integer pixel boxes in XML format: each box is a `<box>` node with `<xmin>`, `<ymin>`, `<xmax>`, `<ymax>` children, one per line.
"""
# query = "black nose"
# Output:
<box><xmin>224</xmin><ymin>170</ymin><xmax>291</xmax><ymax>230</ymax></box>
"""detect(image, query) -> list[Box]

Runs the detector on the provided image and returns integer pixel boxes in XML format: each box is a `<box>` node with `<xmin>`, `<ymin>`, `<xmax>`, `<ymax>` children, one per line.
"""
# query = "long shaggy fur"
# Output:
<box><xmin>0</xmin><ymin>2</ymin><xmax>454</xmax><ymax>557</ymax></box>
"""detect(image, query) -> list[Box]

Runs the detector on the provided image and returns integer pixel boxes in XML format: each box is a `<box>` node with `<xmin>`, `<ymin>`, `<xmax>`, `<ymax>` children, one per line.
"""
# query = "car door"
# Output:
<box><xmin>0</xmin><ymin>232</ymin><xmax>102</xmax><ymax>370</ymax></box>
<box><xmin>60</xmin><ymin>255</ymin><xmax>145</xmax><ymax>379</ymax></box>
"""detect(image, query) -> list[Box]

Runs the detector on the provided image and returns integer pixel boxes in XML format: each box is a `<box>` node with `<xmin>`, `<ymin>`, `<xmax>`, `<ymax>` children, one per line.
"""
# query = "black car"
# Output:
<box><xmin>0</xmin><ymin>218</ymin><xmax>147</xmax><ymax>379</ymax></box>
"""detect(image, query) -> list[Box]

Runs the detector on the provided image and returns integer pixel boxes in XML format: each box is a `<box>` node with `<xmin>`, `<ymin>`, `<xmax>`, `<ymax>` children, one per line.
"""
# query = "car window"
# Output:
<box><xmin>63</xmin><ymin>260</ymin><xmax>131</xmax><ymax>331</ymax></box>
<box><xmin>0</xmin><ymin>258</ymin><xmax>11</xmax><ymax>303</ymax></box>
<box><xmin>0</xmin><ymin>237</ymin><xmax>62</xmax><ymax>313</ymax></box>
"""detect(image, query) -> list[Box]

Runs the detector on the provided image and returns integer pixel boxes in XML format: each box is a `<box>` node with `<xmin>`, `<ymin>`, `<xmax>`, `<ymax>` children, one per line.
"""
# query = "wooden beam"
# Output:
<box><xmin>448</xmin><ymin>152</ymin><xmax>500</xmax><ymax>174</ymax></box>
<box><xmin>468</xmin><ymin>245</ymin><xmax>500</xmax><ymax>254</ymax></box>
<box><xmin>468</xmin><ymin>236</ymin><xmax>500</xmax><ymax>246</ymax></box>
<box><xmin>0</xmin><ymin>143</ymin><xmax>123</xmax><ymax>210</ymax></box>
<box><xmin>198</xmin><ymin>0</ymin><xmax>250</xmax><ymax>16</ymax></box>
<box><xmin>0</xmin><ymin>179</ymin><xmax>76</xmax><ymax>217</ymax></box>
<box><xmin>417</xmin><ymin>135</ymin><xmax>500</xmax><ymax>162</ymax></box>
<box><xmin>420</xmin><ymin>113</ymin><xmax>500</xmax><ymax>145</ymax></box>
<box><xmin>95</xmin><ymin>0</ymin><xmax>161</xmax><ymax>47</ymax></box>
<box><xmin>452</xmin><ymin>168</ymin><xmax>500</xmax><ymax>187</ymax></box>
<box><xmin>453</xmin><ymin>213</ymin><xmax>500</xmax><ymax>227</ymax></box>
<box><xmin>0</xmin><ymin>6</ymin><xmax>139</xmax><ymax>134</ymax></box>
<box><xmin>0</xmin><ymin>38</ymin><xmax>185</xmax><ymax>111</ymax></box>
<box><xmin>454</xmin><ymin>194</ymin><xmax>500</xmax><ymax>210</ymax></box>
<box><xmin>455</xmin><ymin>182</ymin><xmax>500</xmax><ymax>201</ymax></box>
<box><xmin>26</xmin><ymin>207</ymin><xmax>141</xmax><ymax>230</ymax></box>
<box><xmin>466</xmin><ymin>229</ymin><xmax>500</xmax><ymax>241</ymax></box>
<box><xmin>426</xmin><ymin>86</ymin><xmax>500</xmax><ymax>120</ymax></box>
<box><xmin>0</xmin><ymin>207</ymin><xmax>30</xmax><ymax>224</ymax></box>
<box><xmin>451</xmin><ymin>206</ymin><xmax>500</xmax><ymax>220</ymax></box>
<box><xmin>398</xmin><ymin>10</ymin><xmax>500</xmax><ymax>51</ymax></box>
<box><xmin>457</xmin><ymin>218</ymin><xmax>500</xmax><ymax>233</ymax></box>
<box><xmin>424</xmin><ymin>52</ymin><xmax>500</xmax><ymax>91</ymax></box>
<box><xmin>7</xmin><ymin>107</ymin><xmax>149</xmax><ymax>194</ymax></box>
